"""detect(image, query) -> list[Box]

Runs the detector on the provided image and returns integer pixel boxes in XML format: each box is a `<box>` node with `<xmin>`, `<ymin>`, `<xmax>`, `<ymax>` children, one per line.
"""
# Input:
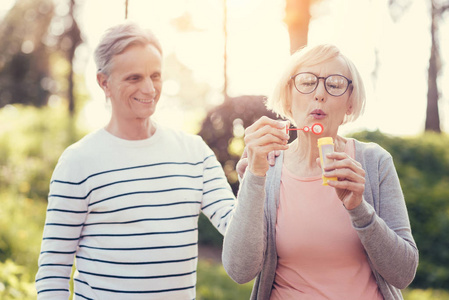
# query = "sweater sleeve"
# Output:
<box><xmin>349</xmin><ymin>151</ymin><xmax>418</xmax><ymax>289</ymax></box>
<box><xmin>222</xmin><ymin>171</ymin><xmax>267</xmax><ymax>284</ymax></box>
<box><xmin>35</xmin><ymin>150</ymin><xmax>88</xmax><ymax>299</ymax></box>
<box><xmin>199</xmin><ymin>140</ymin><xmax>236</xmax><ymax>235</ymax></box>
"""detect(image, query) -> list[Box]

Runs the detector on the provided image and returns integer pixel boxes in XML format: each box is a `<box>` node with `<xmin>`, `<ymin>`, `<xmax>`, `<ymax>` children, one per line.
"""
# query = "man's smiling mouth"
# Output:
<box><xmin>134</xmin><ymin>97</ymin><xmax>154</xmax><ymax>103</ymax></box>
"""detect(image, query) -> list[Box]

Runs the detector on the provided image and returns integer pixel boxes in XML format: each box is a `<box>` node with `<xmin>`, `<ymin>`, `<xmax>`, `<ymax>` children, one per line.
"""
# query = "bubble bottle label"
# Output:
<box><xmin>317</xmin><ymin>137</ymin><xmax>338</xmax><ymax>186</ymax></box>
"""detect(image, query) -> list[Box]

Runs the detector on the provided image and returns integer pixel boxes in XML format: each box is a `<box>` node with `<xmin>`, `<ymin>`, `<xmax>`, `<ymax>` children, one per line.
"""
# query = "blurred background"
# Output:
<box><xmin>0</xmin><ymin>0</ymin><xmax>448</xmax><ymax>299</ymax></box>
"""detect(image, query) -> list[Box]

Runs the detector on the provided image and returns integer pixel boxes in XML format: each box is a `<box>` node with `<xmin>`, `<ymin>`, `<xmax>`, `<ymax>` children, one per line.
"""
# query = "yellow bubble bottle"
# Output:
<box><xmin>317</xmin><ymin>137</ymin><xmax>338</xmax><ymax>186</ymax></box>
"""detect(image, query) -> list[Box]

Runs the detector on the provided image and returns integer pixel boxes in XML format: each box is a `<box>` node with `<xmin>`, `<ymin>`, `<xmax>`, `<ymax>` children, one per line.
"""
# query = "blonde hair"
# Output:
<box><xmin>94</xmin><ymin>21</ymin><xmax>163</xmax><ymax>76</ymax></box>
<box><xmin>266</xmin><ymin>44</ymin><xmax>365</xmax><ymax>125</ymax></box>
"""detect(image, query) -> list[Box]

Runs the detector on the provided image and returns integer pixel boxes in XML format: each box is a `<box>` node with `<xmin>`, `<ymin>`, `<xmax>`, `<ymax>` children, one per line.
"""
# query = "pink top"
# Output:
<box><xmin>271</xmin><ymin>138</ymin><xmax>383</xmax><ymax>300</ymax></box>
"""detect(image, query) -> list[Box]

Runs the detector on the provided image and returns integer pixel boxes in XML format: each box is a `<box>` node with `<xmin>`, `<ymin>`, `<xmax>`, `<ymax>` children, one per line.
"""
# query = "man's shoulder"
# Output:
<box><xmin>59</xmin><ymin>129</ymin><xmax>106</xmax><ymax>162</ymax></box>
<box><xmin>159</xmin><ymin>125</ymin><xmax>205</xmax><ymax>150</ymax></box>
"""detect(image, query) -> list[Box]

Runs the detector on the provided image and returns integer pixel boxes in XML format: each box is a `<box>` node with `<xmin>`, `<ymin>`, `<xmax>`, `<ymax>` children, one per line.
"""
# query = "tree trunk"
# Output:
<box><xmin>425</xmin><ymin>1</ymin><xmax>441</xmax><ymax>133</ymax></box>
<box><xmin>66</xmin><ymin>0</ymin><xmax>81</xmax><ymax>117</ymax></box>
<box><xmin>284</xmin><ymin>0</ymin><xmax>311</xmax><ymax>54</ymax></box>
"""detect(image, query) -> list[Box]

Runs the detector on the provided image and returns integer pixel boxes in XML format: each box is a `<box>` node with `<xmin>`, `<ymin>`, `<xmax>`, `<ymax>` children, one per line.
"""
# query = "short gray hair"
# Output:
<box><xmin>266</xmin><ymin>44</ymin><xmax>366</xmax><ymax>125</ymax></box>
<box><xmin>94</xmin><ymin>21</ymin><xmax>163</xmax><ymax>75</ymax></box>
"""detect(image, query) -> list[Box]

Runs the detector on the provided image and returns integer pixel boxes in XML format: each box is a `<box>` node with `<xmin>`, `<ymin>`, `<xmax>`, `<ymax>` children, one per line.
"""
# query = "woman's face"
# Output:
<box><xmin>289</xmin><ymin>56</ymin><xmax>352</xmax><ymax>136</ymax></box>
<box><xmin>99</xmin><ymin>44</ymin><xmax>162</xmax><ymax>123</ymax></box>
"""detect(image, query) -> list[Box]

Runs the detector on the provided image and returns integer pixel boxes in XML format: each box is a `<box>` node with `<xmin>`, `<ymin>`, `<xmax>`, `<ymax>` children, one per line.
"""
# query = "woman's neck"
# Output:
<box><xmin>284</xmin><ymin>133</ymin><xmax>346</xmax><ymax>177</ymax></box>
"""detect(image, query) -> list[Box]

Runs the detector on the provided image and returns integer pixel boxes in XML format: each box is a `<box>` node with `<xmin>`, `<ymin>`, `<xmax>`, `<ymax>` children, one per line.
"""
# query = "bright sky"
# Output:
<box><xmin>1</xmin><ymin>0</ymin><xmax>448</xmax><ymax>136</ymax></box>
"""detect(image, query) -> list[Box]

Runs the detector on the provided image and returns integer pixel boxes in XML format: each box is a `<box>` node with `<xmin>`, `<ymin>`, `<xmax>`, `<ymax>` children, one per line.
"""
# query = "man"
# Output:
<box><xmin>35</xmin><ymin>21</ymin><xmax>235</xmax><ymax>299</ymax></box>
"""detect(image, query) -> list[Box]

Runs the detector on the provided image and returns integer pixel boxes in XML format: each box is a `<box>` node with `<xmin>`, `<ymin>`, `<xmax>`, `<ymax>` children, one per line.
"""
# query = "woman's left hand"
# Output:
<box><xmin>318</xmin><ymin>152</ymin><xmax>366</xmax><ymax>210</ymax></box>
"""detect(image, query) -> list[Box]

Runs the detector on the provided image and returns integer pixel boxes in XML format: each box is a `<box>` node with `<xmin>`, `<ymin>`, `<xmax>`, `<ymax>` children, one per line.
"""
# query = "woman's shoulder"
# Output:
<box><xmin>352</xmin><ymin>138</ymin><xmax>392</xmax><ymax>160</ymax></box>
<box><xmin>351</xmin><ymin>139</ymin><xmax>396</xmax><ymax>174</ymax></box>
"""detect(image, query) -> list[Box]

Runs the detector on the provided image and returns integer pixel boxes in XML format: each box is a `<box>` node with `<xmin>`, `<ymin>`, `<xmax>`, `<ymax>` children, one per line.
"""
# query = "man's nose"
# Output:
<box><xmin>141</xmin><ymin>77</ymin><xmax>156</xmax><ymax>96</ymax></box>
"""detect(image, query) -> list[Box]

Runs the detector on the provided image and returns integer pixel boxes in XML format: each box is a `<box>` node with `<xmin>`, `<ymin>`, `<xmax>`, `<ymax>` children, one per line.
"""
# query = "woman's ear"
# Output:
<box><xmin>346</xmin><ymin>99</ymin><xmax>353</xmax><ymax>115</ymax></box>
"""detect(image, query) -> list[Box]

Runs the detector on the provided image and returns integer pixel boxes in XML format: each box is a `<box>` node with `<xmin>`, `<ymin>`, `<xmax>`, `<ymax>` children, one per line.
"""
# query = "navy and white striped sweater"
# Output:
<box><xmin>36</xmin><ymin>125</ymin><xmax>236</xmax><ymax>300</ymax></box>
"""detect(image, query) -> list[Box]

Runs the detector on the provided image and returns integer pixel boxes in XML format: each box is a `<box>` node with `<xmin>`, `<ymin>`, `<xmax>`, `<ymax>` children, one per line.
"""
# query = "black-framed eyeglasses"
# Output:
<box><xmin>290</xmin><ymin>72</ymin><xmax>352</xmax><ymax>97</ymax></box>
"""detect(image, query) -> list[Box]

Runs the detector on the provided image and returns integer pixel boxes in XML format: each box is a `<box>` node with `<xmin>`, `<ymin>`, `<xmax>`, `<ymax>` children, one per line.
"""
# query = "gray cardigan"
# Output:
<box><xmin>222</xmin><ymin>139</ymin><xmax>418</xmax><ymax>300</ymax></box>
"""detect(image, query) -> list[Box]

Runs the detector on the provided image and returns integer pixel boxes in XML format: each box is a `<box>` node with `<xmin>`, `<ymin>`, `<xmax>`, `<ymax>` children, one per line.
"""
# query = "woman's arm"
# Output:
<box><xmin>222</xmin><ymin>117</ymin><xmax>288</xmax><ymax>284</ymax></box>
<box><xmin>349</xmin><ymin>154</ymin><xmax>418</xmax><ymax>289</ymax></box>
<box><xmin>222</xmin><ymin>171</ymin><xmax>267</xmax><ymax>284</ymax></box>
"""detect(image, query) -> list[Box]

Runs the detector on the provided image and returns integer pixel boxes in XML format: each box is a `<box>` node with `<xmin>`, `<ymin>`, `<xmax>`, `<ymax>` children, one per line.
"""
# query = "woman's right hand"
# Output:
<box><xmin>244</xmin><ymin>116</ymin><xmax>290</xmax><ymax>177</ymax></box>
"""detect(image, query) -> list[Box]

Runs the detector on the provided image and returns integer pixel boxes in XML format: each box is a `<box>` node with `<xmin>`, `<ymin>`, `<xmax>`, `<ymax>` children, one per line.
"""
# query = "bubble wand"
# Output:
<box><xmin>285</xmin><ymin>123</ymin><xmax>324</xmax><ymax>135</ymax></box>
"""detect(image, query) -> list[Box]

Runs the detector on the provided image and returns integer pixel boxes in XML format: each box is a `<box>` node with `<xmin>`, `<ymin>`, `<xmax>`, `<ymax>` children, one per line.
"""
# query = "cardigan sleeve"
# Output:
<box><xmin>349</xmin><ymin>144</ymin><xmax>418</xmax><ymax>289</ymax></box>
<box><xmin>222</xmin><ymin>171</ymin><xmax>267</xmax><ymax>284</ymax></box>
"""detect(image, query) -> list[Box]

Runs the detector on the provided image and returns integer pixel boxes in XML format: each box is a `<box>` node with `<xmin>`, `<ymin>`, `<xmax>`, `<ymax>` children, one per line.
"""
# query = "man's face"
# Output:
<box><xmin>99</xmin><ymin>44</ymin><xmax>163</xmax><ymax>123</ymax></box>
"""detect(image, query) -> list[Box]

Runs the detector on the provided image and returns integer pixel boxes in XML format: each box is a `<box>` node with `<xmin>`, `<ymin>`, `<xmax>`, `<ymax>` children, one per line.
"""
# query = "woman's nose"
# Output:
<box><xmin>314</xmin><ymin>81</ymin><xmax>326</xmax><ymax>102</ymax></box>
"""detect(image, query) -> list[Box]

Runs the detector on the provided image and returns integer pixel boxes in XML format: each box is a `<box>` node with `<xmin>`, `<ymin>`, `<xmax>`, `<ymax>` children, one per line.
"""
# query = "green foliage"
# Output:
<box><xmin>198</xmin><ymin>213</ymin><xmax>224</xmax><ymax>247</ymax></box>
<box><xmin>197</xmin><ymin>260</ymin><xmax>253</xmax><ymax>299</ymax></box>
<box><xmin>351</xmin><ymin>130</ymin><xmax>449</xmax><ymax>289</ymax></box>
<box><xmin>0</xmin><ymin>104</ymin><xmax>82</xmax><ymax>201</ymax></box>
<box><xmin>0</xmin><ymin>191</ymin><xmax>46</xmax><ymax>276</ymax></box>
<box><xmin>0</xmin><ymin>260</ymin><xmax>36</xmax><ymax>300</ymax></box>
<box><xmin>403</xmin><ymin>288</ymin><xmax>449</xmax><ymax>300</ymax></box>
<box><xmin>199</xmin><ymin>95</ymin><xmax>279</xmax><ymax>194</ymax></box>
<box><xmin>0</xmin><ymin>104</ymin><xmax>84</xmax><ymax>298</ymax></box>
<box><xmin>1</xmin><ymin>105</ymin><xmax>449</xmax><ymax>297</ymax></box>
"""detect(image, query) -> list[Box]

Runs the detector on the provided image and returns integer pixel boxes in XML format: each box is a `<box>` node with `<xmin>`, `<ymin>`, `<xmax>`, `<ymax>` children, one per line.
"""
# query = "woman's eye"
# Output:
<box><xmin>301</xmin><ymin>82</ymin><xmax>315</xmax><ymax>87</ymax></box>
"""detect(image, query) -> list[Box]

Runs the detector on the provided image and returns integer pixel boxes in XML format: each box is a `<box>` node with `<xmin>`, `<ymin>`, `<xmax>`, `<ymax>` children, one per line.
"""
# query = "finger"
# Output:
<box><xmin>268</xmin><ymin>151</ymin><xmax>275</xmax><ymax>166</ymax></box>
<box><xmin>325</xmin><ymin>167</ymin><xmax>365</xmax><ymax>185</ymax></box>
<box><xmin>245</xmin><ymin>133</ymin><xmax>289</xmax><ymax>153</ymax></box>
<box><xmin>274</xmin><ymin>150</ymin><xmax>281</xmax><ymax>157</ymax></box>
<box><xmin>247</xmin><ymin>143</ymin><xmax>289</xmax><ymax>161</ymax></box>
<box><xmin>245</xmin><ymin>116</ymin><xmax>286</xmax><ymax>135</ymax></box>
<box><xmin>236</xmin><ymin>158</ymin><xmax>249</xmax><ymax>178</ymax></box>
<box><xmin>326</xmin><ymin>152</ymin><xmax>362</xmax><ymax>169</ymax></box>
<box><xmin>245</xmin><ymin>124</ymin><xmax>290</xmax><ymax>143</ymax></box>
<box><xmin>245</xmin><ymin>127</ymin><xmax>289</xmax><ymax>148</ymax></box>
<box><xmin>247</xmin><ymin>145</ymin><xmax>288</xmax><ymax>175</ymax></box>
<box><xmin>240</xmin><ymin>147</ymin><xmax>248</xmax><ymax>159</ymax></box>
<box><xmin>327</xmin><ymin>179</ymin><xmax>365</xmax><ymax>195</ymax></box>
<box><xmin>324</xmin><ymin>154</ymin><xmax>364</xmax><ymax>176</ymax></box>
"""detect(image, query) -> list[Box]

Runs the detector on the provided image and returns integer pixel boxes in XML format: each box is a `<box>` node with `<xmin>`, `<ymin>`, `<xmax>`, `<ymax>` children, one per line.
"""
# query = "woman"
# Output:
<box><xmin>35</xmin><ymin>22</ymin><xmax>236</xmax><ymax>299</ymax></box>
<box><xmin>223</xmin><ymin>44</ymin><xmax>418</xmax><ymax>300</ymax></box>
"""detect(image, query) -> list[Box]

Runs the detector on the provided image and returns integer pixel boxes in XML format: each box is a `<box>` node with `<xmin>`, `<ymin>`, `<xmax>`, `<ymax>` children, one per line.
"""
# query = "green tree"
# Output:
<box><xmin>352</xmin><ymin>130</ymin><xmax>449</xmax><ymax>288</ymax></box>
<box><xmin>0</xmin><ymin>0</ymin><xmax>83</xmax><ymax>118</ymax></box>
<box><xmin>389</xmin><ymin>0</ymin><xmax>449</xmax><ymax>133</ymax></box>
<box><xmin>199</xmin><ymin>95</ymin><xmax>278</xmax><ymax>194</ymax></box>
<box><xmin>0</xmin><ymin>0</ymin><xmax>55</xmax><ymax>107</ymax></box>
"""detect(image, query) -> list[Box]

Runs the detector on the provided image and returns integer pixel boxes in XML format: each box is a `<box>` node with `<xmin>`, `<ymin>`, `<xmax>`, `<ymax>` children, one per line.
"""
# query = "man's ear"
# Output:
<box><xmin>97</xmin><ymin>73</ymin><xmax>110</xmax><ymax>96</ymax></box>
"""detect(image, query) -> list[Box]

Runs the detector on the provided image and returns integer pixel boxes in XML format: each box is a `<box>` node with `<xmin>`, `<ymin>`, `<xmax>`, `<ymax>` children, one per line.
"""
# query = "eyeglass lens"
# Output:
<box><xmin>294</xmin><ymin>73</ymin><xmax>349</xmax><ymax>96</ymax></box>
